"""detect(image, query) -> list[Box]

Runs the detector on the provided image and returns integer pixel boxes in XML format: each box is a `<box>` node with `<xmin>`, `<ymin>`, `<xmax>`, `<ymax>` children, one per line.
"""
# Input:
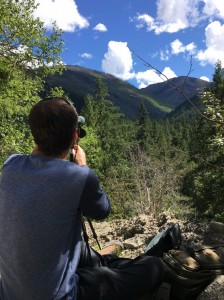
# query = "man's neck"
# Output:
<box><xmin>32</xmin><ymin>146</ymin><xmax>69</xmax><ymax>160</ymax></box>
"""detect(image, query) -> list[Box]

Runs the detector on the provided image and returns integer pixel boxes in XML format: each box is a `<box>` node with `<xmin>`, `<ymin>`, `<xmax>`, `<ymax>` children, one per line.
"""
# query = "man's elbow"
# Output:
<box><xmin>94</xmin><ymin>205</ymin><xmax>111</xmax><ymax>220</ymax></box>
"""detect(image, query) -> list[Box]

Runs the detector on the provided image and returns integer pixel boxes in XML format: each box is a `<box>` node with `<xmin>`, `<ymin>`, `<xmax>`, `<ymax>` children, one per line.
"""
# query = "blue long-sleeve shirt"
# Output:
<box><xmin>0</xmin><ymin>154</ymin><xmax>110</xmax><ymax>300</ymax></box>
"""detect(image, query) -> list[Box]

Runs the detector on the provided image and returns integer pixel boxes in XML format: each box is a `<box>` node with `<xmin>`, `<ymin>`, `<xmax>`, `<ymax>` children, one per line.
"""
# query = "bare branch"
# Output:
<box><xmin>181</xmin><ymin>55</ymin><xmax>194</xmax><ymax>94</ymax></box>
<box><xmin>129</xmin><ymin>48</ymin><xmax>224</xmax><ymax>125</ymax></box>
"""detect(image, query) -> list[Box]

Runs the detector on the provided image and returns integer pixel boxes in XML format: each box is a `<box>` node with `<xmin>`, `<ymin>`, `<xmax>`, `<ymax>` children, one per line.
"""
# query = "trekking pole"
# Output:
<box><xmin>81</xmin><ymin>214</ymin><xmax>94</xmax><ymax>267</ymax></box>
<box><xmin>86</xmin><ymin>217</ymin><xmax>101</xmax><ymax>250</ymax></box>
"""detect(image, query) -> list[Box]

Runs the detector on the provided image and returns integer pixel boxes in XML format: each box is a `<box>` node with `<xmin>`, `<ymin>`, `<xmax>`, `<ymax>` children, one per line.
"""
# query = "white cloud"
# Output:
<box><xmin>200</xmin><ymin>76</ymin><xmax>210</xmax><ymax>81</ymax></box>
<box><xmin>202</xmin><ymin>0</ymin><xmax>224</xmax><ymax>19</ymax></box>
<box><xmin>93</xmin><ymin>23</ymin><xmax>108</xmax><ymax>32</ymax></box>
<box><xmin>34</xmin><ymin>0</ymin><xmax>89</xmax><ymax>32</ymax></box>
<box><xmin>135</xmin><ymin>13</ymin><xmax>186</xmax><ymax>34</ymax></box>
<box><xmin>135</xmin><ymin>70</ymin><xmax>161</xmax><ymax>88</ymax></box>
<box><xmin>171</xmin><ymin>39</ymin><xmax>196</xmax><ymax>55</ymax></box>
<box><xmin>80</xmin><ymin>53</ymin><xmax>93</xmax><ymax>59</ymax></box>
<box><xmin>102</xmin><ymin>41</ymin><xmax>135</xmax><ymax>80</ymax></box>
<box><xmin>101</xmin><ymin>41</ymin><xmax>177</xmax><ymax>88</ymax></box>
<box><xmin>135</xmin><ymin>14</ymin><xmax>156</xmax><ymax>31</ymax></box>
<box><xmin>156</xmin><ymin>0</ymin><xmax>199</xmax><ymax>32</ymax></box>
<box><xmin>171</xmin><ymin>39</ymin><xmax>185</xmax><ymax>54</ymax></box>
<box><xmin>196</xmin><ymin>21</ymin><xmax>224</xmax><ymax>66</ymax></box>
<box><xmin>135</xmin><ymin>67</ymin><xmax>177</xmax><ymax>88</ymax></box>
<box><xmin>161</xmin><ymin>67</ymin><xmax>177</xmax><ymax>80</ymax></box>
<box><xmin>160</xmin><ymin>49</ymin><xmax>170</xmax><ymax>61</ymax></box>
<box><xmin>134</xmin><ymin>0</ymin><xmax>224</xmax><ymax>34</ymax></box>
<box><xmin>185</xmin><ymin>42</ymin><xmax>197</xmax><ymax>53</ymax></box>
<box><xmin>135</xmin><ymin>0</ymin><xmax>200</xmax><ymax>34</ymax></box>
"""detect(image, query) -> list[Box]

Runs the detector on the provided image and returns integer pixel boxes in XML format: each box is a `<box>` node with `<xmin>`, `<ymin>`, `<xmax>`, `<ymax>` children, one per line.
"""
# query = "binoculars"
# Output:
<box><xmin>78</xmin><ymin>116</ymin><xmax>86</xmax><ymax>139</ymax></box>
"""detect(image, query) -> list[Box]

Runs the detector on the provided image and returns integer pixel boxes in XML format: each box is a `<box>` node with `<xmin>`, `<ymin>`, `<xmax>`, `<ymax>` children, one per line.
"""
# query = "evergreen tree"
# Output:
<box><xmin>136</xmin><ymin>103</ymin><xmax>150</xmax><ymax>151</ymax></box>
<box><xmin>212</xmin><ymin>60</ymin><xmax>224</xmax><ymax>102</ymax></box>
<box><xmin>182</xmin><ymin>62</ymin><xmax>224</xmax><ymax>221</ymax></box>
<box><xmin>200</xmin><ymin>60</ymin><xmax>224</xmax><ymax>147</ymax></box>
<box><xmin>81</xmin><ymin>78</ymin><xmax>132</xmax><ymax>174</ymax></box>
<box><xmin>81</xmin><ymin>79</ymin><xmax>137</xmax><ymax>217</ymax></box>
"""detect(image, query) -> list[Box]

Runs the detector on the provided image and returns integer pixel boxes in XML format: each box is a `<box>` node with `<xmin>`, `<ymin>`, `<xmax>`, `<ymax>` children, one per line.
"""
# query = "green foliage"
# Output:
<box><xmin>80</xmin><ymin>79</ymin><xmax>138</xmax><ymax>218</ymax></box>
<box><xmin>45</xmin><ymin>86</ymin><xmax>67</xmax><ymax>99</ymax></box>
<box><xmin>200</xmin><ymin>60</ymin><xmax>224</xmax><ymax>147</ymax></box>
<box><xmin>81</xmin><ymin>79</ymin><xmax>132</xmax><ymax>175</ymax></box>
<box><xmin>214</xmin><ymin>213</ymin><xmax>224</xmax><ymax>223</ymax></box>
<box><xmin>0</xmin><ymin>0</ymin><xmax>64</xmax><ymax>167</ymax></box>
<box><xmin>79</xmin><ymin>127</ymin><xmax>104</xmax><ymax>177</ymax></box>
<box><xmin>103</xmin><ymin>163</ymin><xmax>136</xmax><ymax>219</ymax></box>
<box><xmin>80</xmin><ymin>79</ymin><xmax>193</xmax><ymax>219</ymax></box>
<box><xmin>136</xmin><ymin>103</ymin><xmax>151</xmax><ymax>151</ymax></box>
<box><xmin>128</xmin><ymin>143</ymin><xmax>190</xmax><ymax>217</ymax></box>
<box><xmin>182</xmin><ymin>118</ymin><xmax>224</xmax><ymax>218</ymax></box>
<box><xmin>212</xmin><ymin>60</ymin><xmax>224</xmax><ymax>101</ymax></box>
<box><xmin>0</xmin><ymin>0</ymin><xmax>64</xmax><ymax>77</ymax></box>
<box><xmin>185</xmin><ymin>62</ymin><xmax>224</xmax><ymax>218</ymax></box>
<box><xmin>182</xmin><ymin>113</ymin><xmax>224</xmax><ymax>219</ymax></box>
<box><xmin>183</xmin><ymin>155</ymin><xmax>224</xmax><ymax>218</ymax></box>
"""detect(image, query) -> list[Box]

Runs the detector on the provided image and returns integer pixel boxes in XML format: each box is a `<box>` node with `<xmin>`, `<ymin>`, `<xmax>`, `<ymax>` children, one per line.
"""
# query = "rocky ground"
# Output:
<box><xmin>87</xmin><ymin>212</ymin><xmax>224</xmax><ymax>258</ymax></box>
<box><xmin>86</xmin><ymin>212</ymin><xmax>224</xmax><ymax>299</ymax></box>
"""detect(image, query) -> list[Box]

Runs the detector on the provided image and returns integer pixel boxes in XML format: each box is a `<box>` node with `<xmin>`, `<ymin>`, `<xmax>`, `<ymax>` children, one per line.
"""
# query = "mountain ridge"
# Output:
<box><xmin>141</xmin><ymin>76</ymin><xmax>212</xmax><ymax>110</ymax></box>
<box><xmin>45</xmin><ymin>65</ymin><xmax>211</xmax><ymax>119</ymax></box>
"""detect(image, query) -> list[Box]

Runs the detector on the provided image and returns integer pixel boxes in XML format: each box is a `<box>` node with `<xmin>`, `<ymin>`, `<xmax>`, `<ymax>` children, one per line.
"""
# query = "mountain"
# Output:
<box><xmin>45</xmin><ymin>66</ymin><xmax>212</xmax><ymax>119</ymax></box>
<box><xmin>168</xmin><ymin>93</ymin><xmax>207</xmax><ymax>119</ymax></box>
<box><xmin>141</xmin><ymin>76</ymin><xmax>211</xmax><ymax>110</ymax></box>
<box><xmin>44</xmin><ymin>65</ymin><xmax>171</xmax><ymax>119</ymax></box>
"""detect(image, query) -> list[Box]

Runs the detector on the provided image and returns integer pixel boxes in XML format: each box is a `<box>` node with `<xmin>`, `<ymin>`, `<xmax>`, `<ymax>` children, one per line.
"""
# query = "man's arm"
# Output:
<box><xmin>79</xmin><ymin>168</ymin><xmax>111</xmax><ymax>220</ymax></box>
<box><xmin>74</xmin><ymin>145</ymin><xmax>111</xmax><ymax>220</ymax></box>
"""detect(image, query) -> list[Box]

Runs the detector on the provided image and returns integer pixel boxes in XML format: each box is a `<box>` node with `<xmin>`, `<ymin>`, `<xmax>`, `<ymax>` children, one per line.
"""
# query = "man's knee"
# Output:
<box><xmin>140</xmin><ymin>256</ymin><xmax>165</xmax><ymax>284</ymax></box>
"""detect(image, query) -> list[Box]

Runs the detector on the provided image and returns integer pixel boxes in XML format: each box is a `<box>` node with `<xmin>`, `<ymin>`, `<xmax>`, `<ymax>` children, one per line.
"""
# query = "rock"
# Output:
<box><xmin>157</xmin><ymin>212</ymin><xmax>176</xmax><ymax>227</ymax></box>
<box><xmin>209</xmin><ymin>221</ymin><xmax>224</xmax><ymax>233</ymax></box>
<box><xmin>203</xmin><ymin>221</ymin><xmax>224</xmax><ymax>245</ymax></box>
<box><xmin>123</xmin><ymin>236</ymin><xmax>145</xmax><ymax>250</ymax></box>
<box><xmin>197</xmin><ymin>276</ymin><xmax>224</xmax><ymax>300</ymax></box>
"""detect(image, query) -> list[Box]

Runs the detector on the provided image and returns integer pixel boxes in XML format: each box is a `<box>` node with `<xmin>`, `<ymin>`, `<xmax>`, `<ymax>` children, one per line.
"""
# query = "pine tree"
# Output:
<box><xmin>212</xmin><ymin>60</ymin><xmax>224</xmax><ymax>102</ymax></box>
<box><xmin>200</xmin><ymin>60</ymin><xmax>224</xmax><ymax>147</ymax></box>
<box><xmin>136</xmin><ymin>103</ymin><xmax>150</xmax><ymax>151</ymax></box>
<box><xmin>182</xmin><ymin>61</ymin><xmax>224</xmax><ymax>221</ymax></box>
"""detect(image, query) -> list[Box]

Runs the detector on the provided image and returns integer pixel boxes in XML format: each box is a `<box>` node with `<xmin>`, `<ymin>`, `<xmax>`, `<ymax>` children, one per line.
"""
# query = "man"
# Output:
<box><xmin>0</xmin><ymin>97</ymin><xmax>164</xmax><ymax>300</ymax></box>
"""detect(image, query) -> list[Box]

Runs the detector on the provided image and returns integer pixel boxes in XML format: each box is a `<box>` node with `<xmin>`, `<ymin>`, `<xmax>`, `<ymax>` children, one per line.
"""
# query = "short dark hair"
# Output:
<box><xmin>28</xmin><ymin>98</ymin><xmax>78</xmax><ymax>156</ymax></box>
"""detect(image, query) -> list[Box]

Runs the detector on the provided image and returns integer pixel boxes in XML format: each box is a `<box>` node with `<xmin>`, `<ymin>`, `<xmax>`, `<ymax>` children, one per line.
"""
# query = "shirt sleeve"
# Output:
<box><xmin>79</xmin><ymin>168</ymin><xmax>111</xmax><ymax>220</ymax></box>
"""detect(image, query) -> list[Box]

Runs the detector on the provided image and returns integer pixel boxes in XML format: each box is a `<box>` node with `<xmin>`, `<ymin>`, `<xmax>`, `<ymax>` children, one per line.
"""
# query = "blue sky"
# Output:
<box><xmin>35</xmin><ymin>0</ymin><xmax>224</xmax><ymax>88</ymax></box>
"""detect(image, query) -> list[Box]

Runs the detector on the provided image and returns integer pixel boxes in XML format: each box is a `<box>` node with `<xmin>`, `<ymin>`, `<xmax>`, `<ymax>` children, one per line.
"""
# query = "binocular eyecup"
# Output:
<box><xmin>78</xmin><ymin>116</ymin><xmax>86</xmax><ymax>138</ymax></box>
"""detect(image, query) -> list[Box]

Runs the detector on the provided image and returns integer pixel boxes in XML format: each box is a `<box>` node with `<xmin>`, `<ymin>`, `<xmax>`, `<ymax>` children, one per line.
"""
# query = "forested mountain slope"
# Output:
<box><xmin>141</xmin><ymin>76</ymin><xmax>211</xmax><ymax>110</ymax></box>
<box><xmin>44</xmin><ymin>65</ymin><xmax>170</xmax><ymax>119</ymax></box>
<box><xmin>45</xmin><ymin>66</ymin><xmax>210</xmax><ymax>119</ymax></box>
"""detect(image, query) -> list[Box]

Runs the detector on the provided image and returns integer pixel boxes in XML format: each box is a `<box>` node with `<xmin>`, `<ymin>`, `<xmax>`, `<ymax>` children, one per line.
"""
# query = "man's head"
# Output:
<box><xmin>28</xmin><ymin>97</ymin><xmax>78</xmax><ymax>156</ymax></box>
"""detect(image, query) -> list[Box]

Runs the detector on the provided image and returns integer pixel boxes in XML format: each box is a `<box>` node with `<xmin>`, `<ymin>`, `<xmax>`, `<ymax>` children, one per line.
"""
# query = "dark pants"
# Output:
<box><xmin>76</xmin><ymin>243</ymin><xmax>165</xmax><ymax>300</ymax></box>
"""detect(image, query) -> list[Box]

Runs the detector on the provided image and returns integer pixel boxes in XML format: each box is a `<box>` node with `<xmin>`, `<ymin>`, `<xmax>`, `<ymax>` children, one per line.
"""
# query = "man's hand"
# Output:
<box><xmin>73</xmin><ymin>145</ymin><xmax>87</xmax><ymax>166</ymax></box>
